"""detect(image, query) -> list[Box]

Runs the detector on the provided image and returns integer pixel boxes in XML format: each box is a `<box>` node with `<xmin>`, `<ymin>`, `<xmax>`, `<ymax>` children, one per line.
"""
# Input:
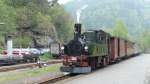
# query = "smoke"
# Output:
<box><xmin>76</xmin><ymin>5</ymin><xmax>88</xmax><ymax>23</ymax></box>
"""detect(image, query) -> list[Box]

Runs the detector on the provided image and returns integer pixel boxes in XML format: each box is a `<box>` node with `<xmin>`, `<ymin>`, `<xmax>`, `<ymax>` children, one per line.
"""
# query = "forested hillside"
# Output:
<box><xmin>0</xmin><ymin>0</ymin><xmax>74</xmax><ymax>48</ymax></box>
<box><xmin>64</xmin><ymin>0</ymin><xmax>150</xmax><ymax>51</ymax></box>
<box><xmin>64</xmin><ymin>0</ymin><xmax>150</xmax><ymax>39</ymax></box>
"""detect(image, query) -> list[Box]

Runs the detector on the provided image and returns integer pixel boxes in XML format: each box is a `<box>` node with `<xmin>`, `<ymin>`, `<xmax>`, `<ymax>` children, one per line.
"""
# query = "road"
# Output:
<box><xmin>57</xmin><ymin>54</ymin><xmax>150</xmax><ymax>84</ymax></box>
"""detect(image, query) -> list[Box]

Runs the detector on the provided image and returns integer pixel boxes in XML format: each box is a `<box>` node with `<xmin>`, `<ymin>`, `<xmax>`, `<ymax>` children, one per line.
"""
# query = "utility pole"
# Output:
<box><xmin>7</xmin><ymin>35</ymin><xmax>13</xmax><ymax>57</ymax></box>
<box><xmin>0</xmin><ymin>22</ymin><xmax>5</xmax><ymax>25</ymax></box>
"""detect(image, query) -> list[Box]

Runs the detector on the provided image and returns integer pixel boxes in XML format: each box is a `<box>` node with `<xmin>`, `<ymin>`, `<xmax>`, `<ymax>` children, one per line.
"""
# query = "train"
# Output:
<box><xmin>50</xmin><ymin>42</ymin><xmax>61</xmax><ymax>58</ymax></box>
<box><xmin>0</xmin><ymin>42</ymin><xmax>62</xmax><ymax>65</ymax></box>
<box><xmin>60</xmin><ymin>23</ymin><xmax>140</xmax><ymax>73</ymax></box>
<box><xmin>0</xmin><ymin>49</ymin><xmax>40</xmax><ymax>65</ymax></box>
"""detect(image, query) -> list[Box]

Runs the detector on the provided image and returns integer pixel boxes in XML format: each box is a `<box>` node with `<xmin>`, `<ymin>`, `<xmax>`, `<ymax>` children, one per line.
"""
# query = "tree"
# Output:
<box><xmin>0</xmin><ymin>0</ymin><xmax>16</xmax><ymax>47</ymax></box>
<box><xmin>139</xmin><ymin>29</ymin><xmax>150</xmax><ymax>52</ymax></box>
<box><xmin>111</xmin><ymin>20</ymin><xmax>130</xmax><ymax>40</ymax></box>
<box><xmin>0</xmin><ymin>0</ymin><xmax>74</xmax><ymax>48</ymax></box>
<box><xmin>13</xmin><ymin>35</ymin><xmax>32</xmax><ymax>48</ymax></box>
<box><xmin>49</xmin><ymin>4</ymin><xmax>74</xmax><ymax>43</ymax></box>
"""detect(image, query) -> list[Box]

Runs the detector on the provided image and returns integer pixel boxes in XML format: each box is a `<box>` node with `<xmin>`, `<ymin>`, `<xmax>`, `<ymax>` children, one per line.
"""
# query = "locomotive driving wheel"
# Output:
<box><xmin>89</xmin><ymin>57</ymin><xmax>97</xmax><ymax>70</ymax></box>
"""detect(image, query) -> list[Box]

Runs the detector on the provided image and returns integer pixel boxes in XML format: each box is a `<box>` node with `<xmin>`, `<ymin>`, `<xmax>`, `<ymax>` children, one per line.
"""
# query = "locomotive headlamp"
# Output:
<box><xmin>61</xmin><ymin>46</ymin><xmax>65</xmax><ymax>50</ymax></box>
<box><xmin>84</xmin><ymin>46</ymin><xmax>88</xmax><ymax>50</ymax></box>
<box><xmin>71</xmin><ymin>57</ymin><xmax>77</xmax><ymax>61</ymax></box>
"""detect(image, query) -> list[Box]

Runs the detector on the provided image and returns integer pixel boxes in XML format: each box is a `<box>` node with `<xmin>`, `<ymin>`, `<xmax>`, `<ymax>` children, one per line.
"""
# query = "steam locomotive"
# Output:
<box><xmin>60</xmin><ymin>23</ymin><xmax>140</xmax><ymax>73</ymax></box>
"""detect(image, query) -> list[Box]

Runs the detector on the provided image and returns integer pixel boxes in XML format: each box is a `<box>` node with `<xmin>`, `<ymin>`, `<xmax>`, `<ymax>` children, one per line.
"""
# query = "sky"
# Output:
<box><xmin>146</xmin><ymin>0</ymin><xmax>150</xmax><ymax>1</ymax></box>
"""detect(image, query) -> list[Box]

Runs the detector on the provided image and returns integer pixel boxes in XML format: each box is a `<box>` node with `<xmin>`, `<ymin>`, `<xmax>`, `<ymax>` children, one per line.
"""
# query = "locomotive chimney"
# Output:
<box><xmin>74</xmin><ymin>23</ymin><xmax>82</xmax><ymax>40</ymax></box>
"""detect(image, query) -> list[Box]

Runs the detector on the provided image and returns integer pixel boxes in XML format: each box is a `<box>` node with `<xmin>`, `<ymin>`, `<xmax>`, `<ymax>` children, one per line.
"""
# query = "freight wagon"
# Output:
<box><xmin>50</xmin><ymin>42</ymin><xmax>61</xmax><ymax>58</ymax></box>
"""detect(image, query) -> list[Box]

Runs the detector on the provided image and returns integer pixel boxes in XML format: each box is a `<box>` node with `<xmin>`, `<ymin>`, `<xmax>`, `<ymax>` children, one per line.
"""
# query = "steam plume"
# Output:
<box><xmin>76</xmin><ymin>5</ymin><xmax>88</xmax><ymax>23</ymax></box>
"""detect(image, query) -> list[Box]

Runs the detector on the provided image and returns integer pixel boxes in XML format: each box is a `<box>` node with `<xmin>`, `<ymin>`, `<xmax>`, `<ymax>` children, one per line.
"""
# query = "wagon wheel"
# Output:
<box><xmin>30</xmin><ymin>59</ymin><xmax>34</xmax><ymax>63</ymax></box>
<box><xmin>117</xmin><ymin>57</ymin><xmax>121</xmax><ymax>62</ymax></box>
<box><xmin>26</xmin><ymin>59</ymin><xmax>30</xmax><ymax>63</ymax></box>
<box><xmin>34</xmin><ymin>57</ymin><xmax>38</xmax><ymax>62</ymax></box>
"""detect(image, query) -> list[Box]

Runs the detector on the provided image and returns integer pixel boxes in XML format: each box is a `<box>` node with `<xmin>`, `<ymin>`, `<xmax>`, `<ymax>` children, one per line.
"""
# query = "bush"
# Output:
<box><xmin>0</xmin><ymin>47</ymin><xmax>2</xmax><ymax>54</ymax></box>
<box><xmin>39</xmin><ymin>52</ymin><xmax>53</xmax><ymax>61</ymax></box>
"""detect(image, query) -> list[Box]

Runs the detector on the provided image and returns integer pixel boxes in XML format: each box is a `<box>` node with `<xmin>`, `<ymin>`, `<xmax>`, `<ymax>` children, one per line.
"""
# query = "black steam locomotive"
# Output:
<box><xmin>60</xmin><ymin>23</ymin><xmax>140</xmax><ymax>73</ymax></box>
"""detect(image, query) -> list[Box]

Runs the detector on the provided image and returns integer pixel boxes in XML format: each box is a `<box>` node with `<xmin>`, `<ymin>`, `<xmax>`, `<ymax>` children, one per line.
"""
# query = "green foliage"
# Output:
<box><xmin>4</xmin><ymin>0</ymin><xmax>31</xmax><ymax>7</ymax></box>
<box><xmin>32</xmin><ymin>12</ymin><xmax>56</xmax><ymax>39</ymax></box>
<box><xmin>65</xmin><ymin>0</ymin><xmax>149</xmax><ymax>39</ymax></box>
<box><xmin>0</xmin><ymin>0</ymin><xmax>16</xmax><ymax>32</ymax></box>
<box><xmin>66</xmin><ymin>0</ymin><xmax>150</xmax><ymax>52</ymax></box>
<box><xmin>0</xmin><ymin>46</ymin><xmax>3</xmax><ymax>54</ymax></box>
<box><xmin>40</xmin><ymin>52</ymin><xmax>53</xmax><ymax>61</ymax></box>
<box><xmin>139</xmin><ymin>29</ymin><xmax>150</xmax><ymax>52</ymax></box>
<box><xmin>0</xmin><ymin>0</ymin><xmax>74</xmax><ymax>48</ymax></box>
<box><xmin>0</xmin><ymin>0</ymin><xmax>16</xmax><ymax>46</ymax></box>
<box><xmin>110</xmin><ymin>20</ymin><xmax>131</xmax><ymax>40</ymax></box>
<box><xmin>13</xmin><ymin>36</ymin><xmax>32</xmax><ymax>48</ymax></box>
<box><xmin>16</xmin><ymin>7</ymin><xmax>32</xmax><ymax>28</ymax></box>
<box><xmin>49</xmin><ymin>4</ymin><xmax>74</xmax><ymax>43</ymax></box>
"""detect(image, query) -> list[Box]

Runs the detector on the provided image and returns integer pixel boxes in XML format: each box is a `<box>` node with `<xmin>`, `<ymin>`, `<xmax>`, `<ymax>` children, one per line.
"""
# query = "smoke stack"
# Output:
<box><xmin>74</xmin><ymin>23</ymin><xmax>82</xmax><ymax>40</ymax></box>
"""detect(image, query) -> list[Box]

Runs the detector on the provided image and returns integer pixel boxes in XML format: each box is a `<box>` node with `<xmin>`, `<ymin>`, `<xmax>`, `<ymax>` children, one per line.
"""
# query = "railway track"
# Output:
<box><xmin>0</xmin><ymin>60</ymin><xmax>62</xmax><ymax>72</ymax></box>
<box><xmin>39</xmin><ymin>74</ymin><xmax>73</xmax><ymax>84</ymax></box>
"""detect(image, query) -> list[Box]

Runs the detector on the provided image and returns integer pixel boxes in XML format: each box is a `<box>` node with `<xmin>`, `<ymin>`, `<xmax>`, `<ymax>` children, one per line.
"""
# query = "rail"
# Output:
<box><xmin>0</xmin><ymin>60</ymin><xmax>62</xmax><ymax>72</ymax></box>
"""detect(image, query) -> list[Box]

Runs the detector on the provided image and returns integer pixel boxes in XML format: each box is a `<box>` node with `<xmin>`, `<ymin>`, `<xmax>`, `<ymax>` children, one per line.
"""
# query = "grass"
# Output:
<box><xmin>0</xmin><ymin>63</ymin><xmax>62</xmax><ymax>83</ymax></box>
<box><xmin>40</xmin><ymin>52</ymin><xmax>54</xmax><ymax>61</ymax></box>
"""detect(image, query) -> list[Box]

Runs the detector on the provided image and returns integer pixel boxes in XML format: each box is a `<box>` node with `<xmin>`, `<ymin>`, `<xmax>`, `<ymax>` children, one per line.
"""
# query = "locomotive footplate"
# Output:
<box><xmin>60</xmin><ymin>66</ymin><xmax>91</xmax><ymax>73</ymax></box>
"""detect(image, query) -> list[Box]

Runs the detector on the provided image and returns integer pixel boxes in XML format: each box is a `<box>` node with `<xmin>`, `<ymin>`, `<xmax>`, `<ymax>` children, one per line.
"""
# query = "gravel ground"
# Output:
<box><xmin>0</xmin><ymin>63</ymin><xmax>62</xmax><ymax>84</ymax></box>
<box><xmin>10</xmin><ymin>72</ymin><xmax>62</xmax><ymax>84</ymax></box>
<box><xmin>57</xmin><ymin>54</ymin><xmax>150</xmax><ymax>84</ymax></box>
